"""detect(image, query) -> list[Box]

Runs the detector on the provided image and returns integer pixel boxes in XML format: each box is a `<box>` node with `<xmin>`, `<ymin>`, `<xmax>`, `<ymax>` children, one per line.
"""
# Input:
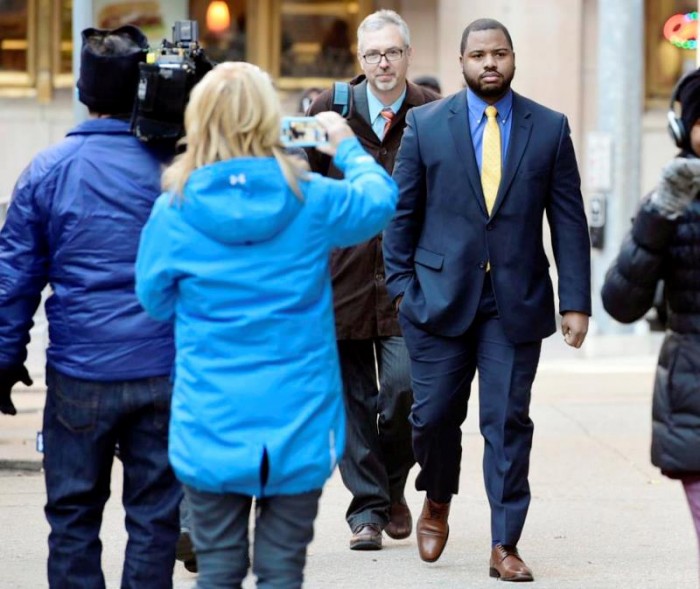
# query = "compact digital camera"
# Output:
<box><xmin>280</xmin><ymin>116</ymin><xmax>329</xmax><ymax>148</ymax></box>
<box><xmin>130</xmin><ymin>20</ymin><xmax>211</xmax><ymax>143</ymax></box>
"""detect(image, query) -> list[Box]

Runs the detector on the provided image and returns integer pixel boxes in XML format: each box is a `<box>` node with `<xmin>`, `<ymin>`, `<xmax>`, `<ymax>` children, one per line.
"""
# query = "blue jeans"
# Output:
<box><xmin>337</xmin><ymin>336</ymin><xmax>414</xmax><ymax>530</ymax></box>
<box><xmin>184</xmin><ymin>486</ymin><xmax>322</xmax><ymax>589</ymax></box>
<box><xmin>42</xmin><ymin>366</ymin><xmax>182</xmax><ymax>589</ymax></box>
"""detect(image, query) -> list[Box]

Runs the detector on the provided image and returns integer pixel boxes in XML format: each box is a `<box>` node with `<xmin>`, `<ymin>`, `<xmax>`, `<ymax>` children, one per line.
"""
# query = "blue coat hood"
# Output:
<box><xmin>180</xmin><ymin>158</ymin><xmax>303</xmax><ymax>244</ymax></box>
<box><xmin>136</xmin><ymin>138</ymin><xmax>398</xmax><ymax>496</ymax></box>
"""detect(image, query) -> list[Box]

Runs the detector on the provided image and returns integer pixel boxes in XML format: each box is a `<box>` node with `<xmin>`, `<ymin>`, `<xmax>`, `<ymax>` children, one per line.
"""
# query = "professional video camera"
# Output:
<box><xmin>131</xmin><ymin>20</ymin><xmax>213</xmax><ymax>143</ymax></box>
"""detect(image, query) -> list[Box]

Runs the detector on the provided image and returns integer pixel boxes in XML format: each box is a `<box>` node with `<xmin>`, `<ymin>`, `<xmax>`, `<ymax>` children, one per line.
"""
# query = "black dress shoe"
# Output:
<box><xmin>176</xmin><ymin>529</ymin><xmax>198</xmax><ymax>573</ymax></box>
<box><xmin>385</xmin><ymin>497</ymin><xmax>413</xmax><ymax>539</ymax></box>
<box><xmin>349</xmin><ymin>523</ymin><xmax>382</xmax><ymax>550</ymax></box>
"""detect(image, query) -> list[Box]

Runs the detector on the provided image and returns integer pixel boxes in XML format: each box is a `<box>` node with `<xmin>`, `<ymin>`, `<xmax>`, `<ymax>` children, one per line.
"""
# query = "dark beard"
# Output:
<box><xmin>463</xmin><ymin>72</ymin><xmax>511</xmax><ymax>100</ymax></box>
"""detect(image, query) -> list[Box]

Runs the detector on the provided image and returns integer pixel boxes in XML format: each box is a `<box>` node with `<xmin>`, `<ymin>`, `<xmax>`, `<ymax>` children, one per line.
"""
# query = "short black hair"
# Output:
<box><xmin>460</xmin><ymin>18</ymin><xmax>513</xmax><ymax>54</ymax></box>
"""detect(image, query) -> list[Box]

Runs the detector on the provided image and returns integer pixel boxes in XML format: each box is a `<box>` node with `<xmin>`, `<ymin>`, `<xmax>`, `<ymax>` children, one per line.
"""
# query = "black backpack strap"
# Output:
<box><xmin>331</xmin><ymin>81</ymin><xmax>351</xmax><ymax>117</ymax></box>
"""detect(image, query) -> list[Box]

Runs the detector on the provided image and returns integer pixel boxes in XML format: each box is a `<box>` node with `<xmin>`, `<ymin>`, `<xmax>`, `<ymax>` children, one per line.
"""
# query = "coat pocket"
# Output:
<box><xmin>666</xmin><ymin>343</ymin><xmax>700</xmax><ymax>418</ymax></box>
<box><xmin>414</xmin><ymin>247</ymin><xmax>444</xmax><ymax>271</ymax></box>
<box><xmin>518</xmin><ymin>165</ymin><xmax>550</xmax><ymax>180</ymax></box>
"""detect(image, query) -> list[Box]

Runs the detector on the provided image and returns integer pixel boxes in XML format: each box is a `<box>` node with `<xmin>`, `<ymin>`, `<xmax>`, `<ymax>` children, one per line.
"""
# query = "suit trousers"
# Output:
<box><xmin>337</xmin><ymin>337</ymin><xmax>414</xmax><ymax>531</ymax></box>
<box><xmin>399</xmin><ymin>276</ymin><xmax>541</xmax><ymax>546</ymax></box>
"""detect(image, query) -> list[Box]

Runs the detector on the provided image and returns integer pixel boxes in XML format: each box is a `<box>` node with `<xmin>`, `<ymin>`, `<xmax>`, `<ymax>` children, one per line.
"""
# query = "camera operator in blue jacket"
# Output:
<box><xmin>0</xmin><ymin>26</ymin><xmax>181</xmax><ymax>588</ymax></box>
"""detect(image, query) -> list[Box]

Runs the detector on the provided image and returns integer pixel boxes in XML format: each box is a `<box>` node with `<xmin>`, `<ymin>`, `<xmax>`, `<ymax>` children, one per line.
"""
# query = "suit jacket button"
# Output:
<box><xmin>478</xmin><ymin>262</ymin><xmax>486</xmax><ymax>270</ymax></box>
<box><xmin>487</xmin><ymin>223</ymin><xmax>494</xmax><ymax>231</ymax></box>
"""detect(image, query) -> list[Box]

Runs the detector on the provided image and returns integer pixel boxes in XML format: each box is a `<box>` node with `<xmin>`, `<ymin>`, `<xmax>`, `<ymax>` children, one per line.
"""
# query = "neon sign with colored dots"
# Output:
<box><xmin>664</xmin><ymin>12</ymin><xmax>698</xmax><ymax>50</ymax></box>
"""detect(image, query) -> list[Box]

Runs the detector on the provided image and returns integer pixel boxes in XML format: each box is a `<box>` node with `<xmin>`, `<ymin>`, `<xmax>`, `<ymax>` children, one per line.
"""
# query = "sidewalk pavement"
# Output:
<box><xmin>0</xmin><ymin>332</ymin><xmax>666</xmax><ymax>470</ymax></box>
<box><xmin>2</xmin><ymin>333</ymin><xmax>699</xmax><ymax>588</ymax></box>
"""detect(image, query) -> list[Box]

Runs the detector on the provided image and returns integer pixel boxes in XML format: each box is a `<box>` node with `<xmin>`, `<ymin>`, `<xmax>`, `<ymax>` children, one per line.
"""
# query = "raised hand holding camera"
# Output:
<box><xmin>311</xmin><ymin>111</ymin><xmax>356</xmax><ymax>157</ymax></box>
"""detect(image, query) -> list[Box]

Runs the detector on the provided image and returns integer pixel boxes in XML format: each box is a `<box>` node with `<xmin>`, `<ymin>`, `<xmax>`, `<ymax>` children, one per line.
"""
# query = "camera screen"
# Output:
<box><xmin>280</xmin><ymin>117</ymin><xmax>328</xmax><ymax>147</ymax></box>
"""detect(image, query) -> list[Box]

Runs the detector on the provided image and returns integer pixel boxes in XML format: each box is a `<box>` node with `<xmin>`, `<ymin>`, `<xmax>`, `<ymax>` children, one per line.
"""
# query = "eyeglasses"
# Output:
<box><xmin>361</xmin><ymin>48</ymin><xmax>405</xmax><ymax>65</ymax></box>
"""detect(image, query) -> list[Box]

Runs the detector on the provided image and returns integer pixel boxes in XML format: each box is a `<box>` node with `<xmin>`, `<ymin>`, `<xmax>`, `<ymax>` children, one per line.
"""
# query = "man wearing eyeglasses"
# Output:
<box><xmin>306</xmin><ymin>9</ymin><xmax>440</xmax><ymax>552</ymax></box>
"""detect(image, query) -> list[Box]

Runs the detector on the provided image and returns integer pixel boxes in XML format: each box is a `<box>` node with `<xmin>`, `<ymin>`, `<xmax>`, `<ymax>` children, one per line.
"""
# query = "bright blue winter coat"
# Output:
<box><xmin>0</xmin><ymin>118</ymin><xmax>174</xmax><ymax>379</ymax></box>
<box><xmin>135</xmin><ymin>138</ymin><xmax>398</xmax><ymax>496</ymax></box>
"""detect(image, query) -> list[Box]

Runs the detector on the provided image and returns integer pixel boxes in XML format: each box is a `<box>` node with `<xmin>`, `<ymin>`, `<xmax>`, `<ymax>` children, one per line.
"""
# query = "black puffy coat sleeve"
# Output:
<box><xmin>601</xmin><ymin>201</ymin><xmax>676</xmax><ymax>323</ymax></box>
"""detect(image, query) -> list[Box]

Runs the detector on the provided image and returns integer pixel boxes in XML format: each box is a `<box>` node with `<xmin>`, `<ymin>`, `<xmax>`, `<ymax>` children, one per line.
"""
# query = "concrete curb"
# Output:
<box><xmin>0</xmin><ymin>459</ymin><xmax>42</xmax><ymax>472</ymax></box>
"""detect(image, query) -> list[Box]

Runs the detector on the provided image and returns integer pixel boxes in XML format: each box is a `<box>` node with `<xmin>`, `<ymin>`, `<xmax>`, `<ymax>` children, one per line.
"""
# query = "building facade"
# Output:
<box><xmin>0</xmin><ymin>0</ymin><xmax>691</xmax><ymax>229</ymax></box>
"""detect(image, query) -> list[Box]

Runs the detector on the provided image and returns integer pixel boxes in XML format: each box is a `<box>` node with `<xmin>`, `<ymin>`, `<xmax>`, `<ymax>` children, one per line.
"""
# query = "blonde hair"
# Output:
<box><xmin>162</xmin><ymin>61</ymin><xmax>308</xmax><ymax>198</ymax></box>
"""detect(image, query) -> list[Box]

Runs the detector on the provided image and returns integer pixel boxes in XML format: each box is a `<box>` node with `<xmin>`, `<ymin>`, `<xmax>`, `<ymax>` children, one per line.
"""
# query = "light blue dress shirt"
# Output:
<box><xmin>367</xmin><ymin>85</ymin><xmax>407</xmax><ymax>140</ymax></box>
<box><xmin>467</xmin><ymin>87</ymin><xmax>513</xmax><ymax>172</ymax></box>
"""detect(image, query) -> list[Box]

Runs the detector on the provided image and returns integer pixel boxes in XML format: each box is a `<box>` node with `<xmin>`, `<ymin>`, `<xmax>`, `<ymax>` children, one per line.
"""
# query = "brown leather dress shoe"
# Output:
<box><xmin>384</xmin><ymin>497</ymin><xmax>413</xmax><ymax>540</ymax></box>
<box><xmin>349</xmin><ymin>523</ymin><xmax>382</xmax><ymax>550</ymax></box>
<box><xmin>489</xmin><ymin>544</ymin><xmax>534</xmax><ymax>582</ymax></box>
<box><xmin>416</xmin><ymin>497</ymin><xmax>450</xmax><ymax>562</ymax></box>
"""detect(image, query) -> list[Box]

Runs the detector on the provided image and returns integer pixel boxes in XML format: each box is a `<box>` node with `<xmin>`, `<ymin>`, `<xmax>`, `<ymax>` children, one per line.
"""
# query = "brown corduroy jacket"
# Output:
<box><xmin>307</xmin><ymin>75</ymin><xmax>440</xmax><ymax>340</ymax></box>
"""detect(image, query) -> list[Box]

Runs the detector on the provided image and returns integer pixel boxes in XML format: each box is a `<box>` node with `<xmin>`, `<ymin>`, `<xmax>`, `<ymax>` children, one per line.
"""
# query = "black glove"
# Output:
<box><xmin>0</xmin><ymin>365</ymin><xmax>33</xmax><ymax>416</ymax></box>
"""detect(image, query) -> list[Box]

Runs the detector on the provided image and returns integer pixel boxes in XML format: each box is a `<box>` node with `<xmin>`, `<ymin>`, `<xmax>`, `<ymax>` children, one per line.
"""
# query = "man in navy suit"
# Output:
<box><xmin>383</xmin><ymin>18</ymin><xmax>591</xmax><ymax>582</ymax></box>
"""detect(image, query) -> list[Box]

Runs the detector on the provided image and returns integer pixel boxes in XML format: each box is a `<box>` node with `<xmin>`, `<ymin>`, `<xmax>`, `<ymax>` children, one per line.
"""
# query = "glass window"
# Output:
<box><xmin>280</xmin><ymin>1</ymin><xmax>359</xmax><ymax>80</ymax></box>
<box><xmin>193</xmin><ymin>0</ymin><xmax>247</xmax><ymax>63</ymax></box>
<box><xmin>95</xmin><ymin>1</ymin><xmax>167</xmax><ymax>38</ymax></box>
<box><xmin>54</xmin><ymin>0</ymin><xmax>72</xmax><ymax>85</ymax></box>
<box><xmin>0</xmin><ymin>0</ymin><xmax>30</xmax><ymax>73</ymax></box>
<box><xmin>94</xmin><ymin>1</ymin><xmax>187</xmax><ymax>45</ymax></box>
<box><xmin>646</xmin><ymin>0</ymin><xmax>698</xmax><ymax>103</ymax></box>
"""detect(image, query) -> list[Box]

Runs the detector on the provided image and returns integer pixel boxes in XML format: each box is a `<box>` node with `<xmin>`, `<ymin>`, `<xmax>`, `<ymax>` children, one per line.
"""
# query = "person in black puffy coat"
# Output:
<box><xmin>601</xmin><ymin>68</ymin><xmax>700</xmax><ymax>578</ymax></box>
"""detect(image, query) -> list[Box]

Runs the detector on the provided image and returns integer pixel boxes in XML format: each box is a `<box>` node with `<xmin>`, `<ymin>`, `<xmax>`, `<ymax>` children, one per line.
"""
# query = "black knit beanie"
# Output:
<box><xmin>77</xmin><ymin>25</ymin><xmax>148</xmax><ymax>115</ymax></box>
<box><xmin>679</xmin><ymin>69</ymin><xmax>700</xmax><ymax>140</ymax></box>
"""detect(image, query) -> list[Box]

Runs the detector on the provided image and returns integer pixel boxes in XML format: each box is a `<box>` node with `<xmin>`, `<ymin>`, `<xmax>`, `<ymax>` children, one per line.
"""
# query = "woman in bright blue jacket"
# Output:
<box><xmin>135</xmin><ymin>62</ymin><xmax>398</xmax><ymax>589</ymax></box>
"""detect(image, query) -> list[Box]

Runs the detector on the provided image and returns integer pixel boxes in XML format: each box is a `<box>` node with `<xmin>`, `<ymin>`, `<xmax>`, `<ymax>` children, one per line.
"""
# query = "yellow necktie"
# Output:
<box><xmin>481</xmin><ymin>105</ymin><xmax>502</xmax><ymax>216</ymax></box>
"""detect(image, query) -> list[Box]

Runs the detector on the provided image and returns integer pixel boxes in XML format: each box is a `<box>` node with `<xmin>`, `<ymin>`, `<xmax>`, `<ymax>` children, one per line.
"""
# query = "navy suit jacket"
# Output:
<box><xmin>383</xmin><ymin>89</ymin><xmax>592</xmax><ymax>343</ymax></box>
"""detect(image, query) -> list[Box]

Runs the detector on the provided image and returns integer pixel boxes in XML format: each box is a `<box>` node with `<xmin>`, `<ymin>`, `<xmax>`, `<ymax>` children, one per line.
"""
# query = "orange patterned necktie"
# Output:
<box><xmin>481</xmin><ymin>105</ymin><xmax>502</xmax><ymax>216</ymax></box>
<box><xmin>380</xmin><ymin>108</ymin><xmax>394</xmax><ymax>139</ymax></box>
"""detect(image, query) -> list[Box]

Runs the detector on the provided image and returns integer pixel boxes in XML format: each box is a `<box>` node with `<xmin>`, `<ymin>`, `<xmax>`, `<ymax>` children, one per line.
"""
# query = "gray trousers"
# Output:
<box><xmin>184</xmin><ymin>486</ymin><xmax>322</xmax><ymax>589</ymax></box>
<box><xmin>337</xmin><ymin>336</ymin><xmax>414</xmax><ymax>531</ymax></box>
